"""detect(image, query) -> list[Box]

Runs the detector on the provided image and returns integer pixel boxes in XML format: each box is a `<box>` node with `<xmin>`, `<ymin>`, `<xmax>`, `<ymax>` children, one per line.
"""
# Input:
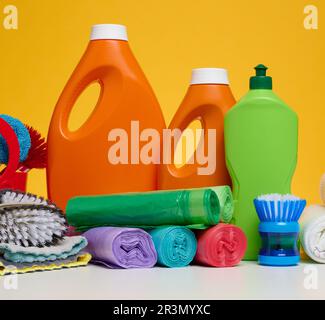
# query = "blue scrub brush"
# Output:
<box><xmin>0</xmin><ymin>115</ymin><xmax>31</xmax><ymax>164</ymax></box>
<box><xmin>254</xmin><ymin>194</ymin><xmax>306</xmax><ymax>266</ymax></box>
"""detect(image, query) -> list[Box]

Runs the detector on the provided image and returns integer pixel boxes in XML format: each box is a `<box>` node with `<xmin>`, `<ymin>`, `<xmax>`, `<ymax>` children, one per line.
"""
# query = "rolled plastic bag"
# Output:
<box><xmin>195</xmin><ymin>223</ymin><xmax>247</xmax><ymax>267</ymax></box>
<box><xmin>67</xmin><ymin>189</ymin><xmax>220</xmax><ymax>232</ymax></box>
<box><xmin>198</xmin><ymin>186</ymin><xmax>233</xmax><ymax>223</ymax></box>
<box><xmin>149</xmin><ymin>227</ymin><xmax>197</xmax><ymax>268</ymax></box>
<box><xmin>83</xmin><ymin>227</ymin><xmax>157</xmax><ymax>269</ymax></box>
<box><xmin>300</xmin><ymin>204</ymin><xmax>325</xmax><ymax>263</ymax></box>
<box><xmin>170</xmin><ymin>186</ymin><xmax>234</xmax><ymax>223</ymax></box>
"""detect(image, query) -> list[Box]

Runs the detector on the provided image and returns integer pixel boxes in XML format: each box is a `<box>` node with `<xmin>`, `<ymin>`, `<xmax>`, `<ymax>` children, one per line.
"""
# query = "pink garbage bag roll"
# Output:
<box><xmin>83</xmin><ymin>227</ymin><xmax>157</xmax><ymax>269</ymax></box>
<box><xmin>195</xmin><ymin>224</ymin><xmax>247</xmax><ymax>267</ymax></box>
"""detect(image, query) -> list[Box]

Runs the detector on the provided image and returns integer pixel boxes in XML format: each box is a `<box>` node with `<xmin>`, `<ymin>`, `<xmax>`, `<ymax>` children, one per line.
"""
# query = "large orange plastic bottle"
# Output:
<box><xmin>158</xmin><ymin>68</ymin><xmax>235</xmax><ymax>190</ymax></box>
<box><xmin>47</xmin><ymin>24</ymin><xmax>166</xmax><ymax>209</ymax></box>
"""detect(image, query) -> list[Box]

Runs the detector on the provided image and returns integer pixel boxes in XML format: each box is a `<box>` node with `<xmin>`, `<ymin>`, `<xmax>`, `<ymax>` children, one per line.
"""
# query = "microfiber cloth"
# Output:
<box><xmin>300</xmin><ymin>205</ymin><xmax>325</xmax><ymax>263</ymax></box>
<box><xmin>0</xmin><ymin>254</ymin><xmax>79</xmax><ymax>269</ymax></box>
<box><xmin>149</xmin><ymin>226</ymin><xmax>197</xmax><ymax>268</ymax></box>
<box><xmin>83</xmin><ymin>227</ymin><xmax>157</xmax><ymax>269</ymax></box>
<box><xmin>0</xmin><ymin>253</ymin><xmax>91</xmax><ymax>275</ymax></box>
<box><xmin>66</xmin><ymin>188</ymin><xmax>220</xmax><ymax>232</ymax></box>
<box><xmin>195</xmin><ymin>223</ymin><xmax>247</xmax><ymax>267</ymax></box>
<box><xmin>0</xmin><ymin>236</ymin><xmax>87</xmax><ymax>263</ymax></box>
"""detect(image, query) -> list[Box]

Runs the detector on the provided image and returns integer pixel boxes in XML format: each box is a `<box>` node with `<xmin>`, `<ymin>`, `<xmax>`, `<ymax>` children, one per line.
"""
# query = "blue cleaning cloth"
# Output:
<box><xmin>0</xmin><ymin>236</ymin><xmax>88</xmax><ymax>263</ymax></box>
<box><xmin>150</xmin><ymin>227</ymin><xmax>197</xmax><ymax>268</ymax></box>
<box><xmin>0</xmin><ymin>114</ymin><xmax>31</xmax><ymax>164</ymax></box>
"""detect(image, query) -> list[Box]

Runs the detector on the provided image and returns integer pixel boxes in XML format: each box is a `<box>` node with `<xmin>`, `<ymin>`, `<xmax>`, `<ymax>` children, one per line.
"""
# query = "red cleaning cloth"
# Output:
<box><xmin>195</xmin><ymin>223</ymin><xmax>247</xmax><ymax>267</ymax></box>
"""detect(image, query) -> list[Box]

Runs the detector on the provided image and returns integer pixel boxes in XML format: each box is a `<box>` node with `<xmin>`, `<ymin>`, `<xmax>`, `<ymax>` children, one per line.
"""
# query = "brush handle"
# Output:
<box><xmin>0</xmin><ymin>118</ymin><xmax>20</xmax><ymax>186</ymax></box>
<box><xmin>258</xmin><ymin>222</ymin><xmax>300</xmax><ymax>266</ymax></box>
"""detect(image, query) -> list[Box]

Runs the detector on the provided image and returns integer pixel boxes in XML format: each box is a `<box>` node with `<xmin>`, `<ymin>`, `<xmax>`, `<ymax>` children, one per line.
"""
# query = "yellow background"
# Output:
<box><xmin>0</xmin><ymin>0</ymin><xmax>324</xmax><ymax>204</ymax></box>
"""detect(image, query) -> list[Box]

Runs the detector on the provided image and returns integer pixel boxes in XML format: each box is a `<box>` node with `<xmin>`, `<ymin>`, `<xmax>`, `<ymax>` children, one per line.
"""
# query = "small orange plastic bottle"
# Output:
<box><xmin>158</xmin><ymin>68</ymin><xmax>236</xmax><ymax>190</ymax></box>
<box><xmin>47</xmin><ymin>24</ymin><xmax>166</xmax><ymax>209</ymax></box>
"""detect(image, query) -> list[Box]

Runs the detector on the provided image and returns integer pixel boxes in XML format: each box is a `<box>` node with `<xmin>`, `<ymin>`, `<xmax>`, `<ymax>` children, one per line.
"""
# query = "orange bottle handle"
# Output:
<box><xmin>54</xmin><ymin>64</ymin><xmax>104</xmax><ymax>138</ymax></box>
<box><xmin>167</xmin><ymin>105</ymin><xmax>210</xmax><ymax>178</ymax></box>
<box><xmin>54</xmin><ymin>62</ymin><xmax>125</xmax><ymax>141</ymax></box>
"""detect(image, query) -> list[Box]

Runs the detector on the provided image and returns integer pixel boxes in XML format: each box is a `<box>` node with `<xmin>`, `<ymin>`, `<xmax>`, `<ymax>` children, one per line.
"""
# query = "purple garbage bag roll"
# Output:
<box><xmin>83</xmin><ymin>227</ymin><xmax>157</xmax><ymax>269</ymax></box>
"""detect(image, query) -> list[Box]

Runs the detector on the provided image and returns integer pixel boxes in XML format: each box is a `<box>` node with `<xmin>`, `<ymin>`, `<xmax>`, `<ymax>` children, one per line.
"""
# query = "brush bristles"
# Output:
<box><xmin>0</xmin><ymin>205</ymin><xmax>67</xmax><ymax>247</ymax></box>
<box><xmin>0</xmin><ymin>189</ymin><xmax>52</xmax><ymax>206</ymax></box>
<box><xmin>254</xmin><ymin>193</ymin><xmax>306</xmax><ymax>223</ymax></box>
<box><xmin>0</xmin><ymin>190</ymin><xmax>67</xmax><ymax>247</ymax></box>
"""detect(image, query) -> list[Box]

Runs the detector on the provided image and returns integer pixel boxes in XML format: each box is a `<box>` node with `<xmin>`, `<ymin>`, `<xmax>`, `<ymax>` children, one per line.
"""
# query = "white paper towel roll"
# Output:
<box><xmin>300</xmin><ymin>204</ymin><xmax>325</xmax><ymax>263</ymax></box>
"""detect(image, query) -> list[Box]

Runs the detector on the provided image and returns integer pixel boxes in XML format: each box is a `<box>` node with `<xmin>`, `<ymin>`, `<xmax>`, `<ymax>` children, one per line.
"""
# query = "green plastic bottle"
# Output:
<box><xmin>224</xmin><ymin>65</ymin><xmax>298</xmax><ymax>260</ymax></box>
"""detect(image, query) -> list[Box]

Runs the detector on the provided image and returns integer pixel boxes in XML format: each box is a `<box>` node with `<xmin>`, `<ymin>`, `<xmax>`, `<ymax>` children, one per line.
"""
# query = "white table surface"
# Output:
<box><xmin>0</xmin><ymin>261</ymin><xmax>324</xmax><ymax>300</ymax></box>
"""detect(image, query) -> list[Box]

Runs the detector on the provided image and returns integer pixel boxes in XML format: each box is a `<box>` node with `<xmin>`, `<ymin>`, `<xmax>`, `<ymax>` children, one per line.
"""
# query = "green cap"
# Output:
<box><xmin>250</xmin><ymin>64</ymin><xmax>273</xmax><ymax>89</ymax></box>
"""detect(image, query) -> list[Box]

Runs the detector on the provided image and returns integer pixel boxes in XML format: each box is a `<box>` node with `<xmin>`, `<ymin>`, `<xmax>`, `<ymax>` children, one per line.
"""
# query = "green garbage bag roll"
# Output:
<box><xmin>66</xmin><ymin>189</ymin><xmax>220</xmax><ymax>232</ymax></box>
<box><xmin>172</xmin><ymin>186</ymin><xmax>234</xmax><ymax>223</ymax></box>
<box><xmin>206</xmin><ymin>186</ymin><xmax>233</xmax><ymax>223</ymax></box>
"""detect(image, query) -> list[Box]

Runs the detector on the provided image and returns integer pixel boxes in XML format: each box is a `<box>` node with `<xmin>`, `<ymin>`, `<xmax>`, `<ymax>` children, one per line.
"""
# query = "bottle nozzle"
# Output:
<box><xmin>250</xmin><ymin>64</ymin><xmax>272</xmax><ymax>90</ymax></box>
<box><xmin>255</xmin><ymin>64</ymin><xmax>268</xmax><ymax>77</ymax></box>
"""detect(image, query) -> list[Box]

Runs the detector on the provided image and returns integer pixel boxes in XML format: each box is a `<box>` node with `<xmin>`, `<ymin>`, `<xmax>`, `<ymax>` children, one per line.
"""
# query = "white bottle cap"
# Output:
<box><xmin>190</xmin><ymin>68</ymin><xmax>229</xmax><ymax>85</ymax></box>
<box><xmin>90</xmin><ymin>24</ymin><xmax>128</xmax><ymax>41</ymax></box>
